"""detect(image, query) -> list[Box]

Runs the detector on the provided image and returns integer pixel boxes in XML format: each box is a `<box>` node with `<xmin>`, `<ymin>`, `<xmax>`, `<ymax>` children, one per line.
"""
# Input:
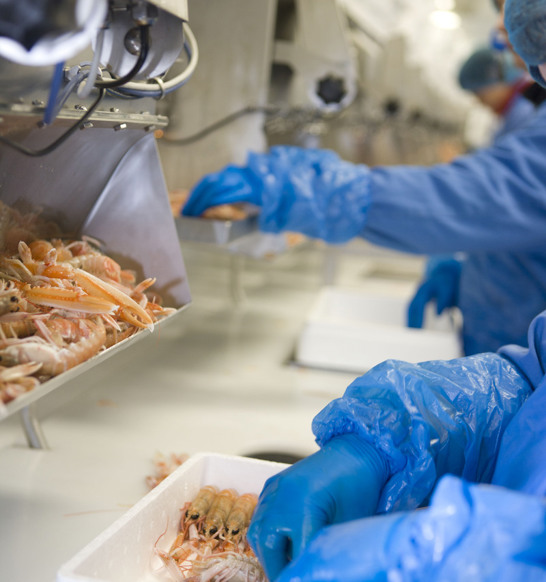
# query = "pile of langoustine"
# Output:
<box><xmin>0</xmin><ymin>206</ymin><xmax>175</xmax><ymax>409</ymax></box>
<box><xmin>146</xmin><ymin>452</ymin><xmax>190</xmax><ymax>490</ymax></box>
<box><xmin>157</xmin><ymin>486</ymin><xmax>266</xmax><ymax>582</ymax></box>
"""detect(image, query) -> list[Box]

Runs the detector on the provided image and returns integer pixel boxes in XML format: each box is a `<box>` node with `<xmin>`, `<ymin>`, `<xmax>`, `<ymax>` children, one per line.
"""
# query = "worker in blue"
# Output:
<box><xmin>182</xmin><ymin>11</ymin><xmax>546</xmax><ymax>358</ymax></box>
<box><xmin>183</xmin><ymin>112</ymin><xmax>546</xmax><ymax>356</ymax></box>
<box><xmin>244</xmin><ymin>1</ymin><xmax>544</xmax><ymax>579</ymax></box>
<box><xmin>406</xmin><ymin>45</ymin><xmax>545</xmax><ymax>355</ymax></box>
<box><xmin>246</xmin><ymin>326</ymin><xmax>546</xmax><ymax>580</ymax></box>
<box><xmin>185</xmin><ymin>0</ymin><xmax>546</xmax><ymax>580</ymax></box>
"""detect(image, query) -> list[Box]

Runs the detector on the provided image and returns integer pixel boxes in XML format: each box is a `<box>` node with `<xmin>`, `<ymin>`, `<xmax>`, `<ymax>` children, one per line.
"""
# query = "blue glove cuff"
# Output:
<box><xmin>312</xmin><ymin>354</ymin><xmax>531</xmax><ymax>513</ymax></box>
<box><xmin>321</xmin><ymin>433</ymin><xmax>390</xmax><ymax>511</ymax></box>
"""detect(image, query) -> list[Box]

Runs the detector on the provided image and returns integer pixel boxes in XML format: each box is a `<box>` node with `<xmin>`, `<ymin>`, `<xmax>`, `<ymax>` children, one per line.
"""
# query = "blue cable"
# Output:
<box><xmin>43</xmin><ymin>61</ymin><xmax>66</xmax><ymax>125</ymax></box>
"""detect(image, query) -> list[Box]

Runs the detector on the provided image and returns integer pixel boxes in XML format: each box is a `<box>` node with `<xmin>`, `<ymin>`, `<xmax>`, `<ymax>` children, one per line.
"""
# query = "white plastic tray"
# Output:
<box><xmin>295</xmin><ymin>286</ymin><xmax>462</xmax><ymax>374</ymax></box>
<box><xmin>57</xmin><ymin>453</ymin><xmax>288</xmax><ymax>582</ymax></box>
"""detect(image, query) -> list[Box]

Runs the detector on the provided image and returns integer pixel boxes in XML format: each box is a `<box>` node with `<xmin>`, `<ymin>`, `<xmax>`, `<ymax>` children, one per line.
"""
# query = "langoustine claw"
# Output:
<box><xmin>31</xmin><ymin>262</ymin><xmax>154</xmax><ymax>329</ymax></box>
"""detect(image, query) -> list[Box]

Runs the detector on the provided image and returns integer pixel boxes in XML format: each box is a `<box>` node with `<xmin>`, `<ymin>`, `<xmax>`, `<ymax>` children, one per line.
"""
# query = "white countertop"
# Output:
<box><xmin>0</xmin><ymin>239</ymin><xmax>423</xmax><ymax>582</ymax></box>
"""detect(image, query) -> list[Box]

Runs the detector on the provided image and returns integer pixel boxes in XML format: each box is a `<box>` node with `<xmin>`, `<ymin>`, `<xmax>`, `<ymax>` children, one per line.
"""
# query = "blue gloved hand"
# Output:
<box><xmin>246</xmin><ymin>433</ymin><xmax>389</xmax><ymax>582</ymax></box>
<box><xmin>275</xmin><ymin>475</ymin><xmax>546</xmax><ymax>582</ymax></box>
<box><xmin>182</xmin><ymin>146</ymin><xmax>372</xmax><ymax>244</ymax></box>
<box><xmin>407</xmin><ymin>256</ymin><xmax>462</xmax><ymax>329</ymax></box>
<box><xmin>181</xmin><ymin>165</ymin><xmax>262</xmax><ymax>217</ymax></box>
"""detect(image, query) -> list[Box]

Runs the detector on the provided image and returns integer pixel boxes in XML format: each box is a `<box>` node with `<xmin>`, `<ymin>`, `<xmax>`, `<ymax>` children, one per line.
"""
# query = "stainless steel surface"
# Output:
<box><xmin>0</xmin><ymin>0</ymin><xmax>194</xmax><ymax>434</ymax></box>
<box><xmin>158</xmin><ymin>0</ymin><xmax>276</xmax><ymax>191</ymax></box>
<box><xmin>0</xmin><ymin>131</ymin><xmax>190</xmax><ymax>306</ymax></box>
<box><xmin>0</xmin><ymin>128</ymin><xmax>144</xmax><ymax>230</ymax></box>
<box><xmin>0</xmin><ymin>128</ymin><xmax>191</xmax><ymax>424</ymax></box>
<box><xmin>272</xmin><ymin>0</ymin><xmax>357</xmax><ymax>111</ymax></box>
<box><xmin>80</xmin><ymin>134</ymin><xmax>191</xmax><ymax>307</ymax></box>
<box><xmin>175</xmin><ymin>215</ymin><xmax>259</xmax><ymax>245</ymax></box>
<box><xmin>1</xmin><ymin>309</ymin><xmax>187</xmax><ymax>421</ymax></box>
<box><xmin>0</xmin><ymin>103</ymin><xmax>168</xmax><ymax>136</ymax></box>
<box><xmin>149</xmin><ymin>0</ymin><xmax>189</xmax><ymax>21</ymax></box>
<box><xmin>100</xmin><ymin>4</ymin><xmax>184</xmax><ymax>79</ymax></box>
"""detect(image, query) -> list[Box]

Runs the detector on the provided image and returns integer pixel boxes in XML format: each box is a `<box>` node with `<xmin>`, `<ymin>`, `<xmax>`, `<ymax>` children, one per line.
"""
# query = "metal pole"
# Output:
<box><xmin>19</xmin><ymin>405</ymin><xmax>49</xmax><ymax>449</ymax></box>
<box><xmin>229</xmin><ymin>254</ymin><xmax>247</xmax><ymax>306</ymax></box>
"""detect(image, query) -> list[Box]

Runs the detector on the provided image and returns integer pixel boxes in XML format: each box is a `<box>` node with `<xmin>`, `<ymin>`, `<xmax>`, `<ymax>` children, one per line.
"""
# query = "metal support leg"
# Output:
<box><xmin>229</xmin><ymin>255</ymin><xmax>247</xmax><ymax>306</ymax></box>
<box><xmin>322</xmin><ymin>247</ymin><xmax>340</xmax><ymax>286</ymax></box>
<box><xmin>20</xmin><ymin>405</ymin><xmax>49</xmax><ymax>449</ymax></box>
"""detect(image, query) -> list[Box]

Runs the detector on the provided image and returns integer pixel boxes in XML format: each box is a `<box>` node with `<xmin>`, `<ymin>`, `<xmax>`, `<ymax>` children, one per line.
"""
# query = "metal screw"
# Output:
<box><xmin>81</xmin><ymin>121</ymin><xmax>94</xmax><ymax>129</ymax></box>
<box><xmin>32</xmin><ymin>100</ymin><xmax>44</xmax><ymax>107</ymax></box>
<box><xmin>114</xmin><ymin>123</ymin><xmax>128</xmax><ymax>131</ymax></box>
<box><xmin>74</xmin><ymin>104</ymin><xmax>88</xmax><ymax>111</ymax></box>
<box><xmin>124</xmin><ymin>27</ymin><xmax>142</xmax><ymax>56</ymax></box>
<box><xmin>110</xmin><ymin>107</ymin><xmax>120</xmax><ymax>113</ymax></box>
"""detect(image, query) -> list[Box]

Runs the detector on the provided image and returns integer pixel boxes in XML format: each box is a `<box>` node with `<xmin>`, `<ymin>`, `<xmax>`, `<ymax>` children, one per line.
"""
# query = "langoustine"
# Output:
<box><xmin>157</xmin><ymin>486</ymin><xmax>265</xmax><ymax>582</ymax></box>
<box><xmin>146</xmin><ymin>452</ymin><xmax>189</xmax><ymax>489</ymax></box>
<box><xmin>0</xmin><ymin>205</ymin><xmax>176</xmax><ymax>405</ymax></box>
<box><xmin>0</xmin><ymin>361</ymin><xmax>43</xmax><ymax>413</ymax></box>
<box><xmin>0</xmin><ymin>317</ymin><xmax>107</xmax><ymax>377</ymax></box>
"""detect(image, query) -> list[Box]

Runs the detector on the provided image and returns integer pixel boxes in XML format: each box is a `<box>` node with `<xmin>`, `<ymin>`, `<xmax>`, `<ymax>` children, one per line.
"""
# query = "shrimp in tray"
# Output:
<box><xmin>157</xmin><ymin>486</ymin><xmax>265</xmax><ymax>582</ymax></box>
<box><xmin>0</xmin><ymin>316</ymin><xmax>107</xmax><ymax>377</ymax></box>
<box><xmin>0</xmin><ymin>361</ymin><xmax>42</xmax><ymax>409</ymax></box>
<box><xmin>0</xmin><ymin>226</ymin><xmax>176</xmax><ymax>404</ymax></box>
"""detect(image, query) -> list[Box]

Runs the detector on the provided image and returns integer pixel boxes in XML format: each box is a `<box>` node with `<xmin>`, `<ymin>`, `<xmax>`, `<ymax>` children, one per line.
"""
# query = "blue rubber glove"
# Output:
<box><xmin>407</xmin><ymin>256</ymin><xmax>462</xmax><ymax>328</ymax></box>
<box><xmin>181</xmin><ymin>165</ymin><xmax>262</xmax><ymax>216</ymax></box>
<box><xmin>246</xmin><ymin>433</ymin><xmax>389</xmax><ymax>582</ymax></box>
<box><xmin>275</xmin><ymin>475</ymin><xmax>546</xmax><ymax>582</ymax></box>
<box><xmin>182</xmin><ymin>146</ymin><xmax>372</xmax><ymax>244</ymax></box>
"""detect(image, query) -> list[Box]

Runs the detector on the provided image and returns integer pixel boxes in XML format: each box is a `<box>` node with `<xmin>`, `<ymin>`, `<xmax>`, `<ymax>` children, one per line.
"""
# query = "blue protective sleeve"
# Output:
<box><xmin>312</xmin><ymin>352</ymin><xmax>532</xmax><ymax>513</ymax></box>
<box><xmin>497</xmin><ymin>308</ymin><xmax>546</xmax><ymax>385</ymax></box>
<box><xmin>277</xmin><ymin>475</ymin><xmax>546</xmax><ymax>582</ymax></box>
<box><xmin>490</xmin><ymin>311</ymin><xmax>546</xmax><ymax>496</ymax></box>
<box><xmin>246</xmin><ymin>147</ymin><xmax>372</xmax><ymax>244</ymax></box>
<box><xmin>185</xmin><ymin>104</ymin><xmax>546</xmax><ymax>252</ymax></box>
<box><xmin>390</xmin><ymin>476</ymin><xmax>546</xmax><ymax>581</ymax></box>
<box><xmin>362</xmin><ymin>104</ymin><xmax>546</xmax><ymax>254</ymax></box>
